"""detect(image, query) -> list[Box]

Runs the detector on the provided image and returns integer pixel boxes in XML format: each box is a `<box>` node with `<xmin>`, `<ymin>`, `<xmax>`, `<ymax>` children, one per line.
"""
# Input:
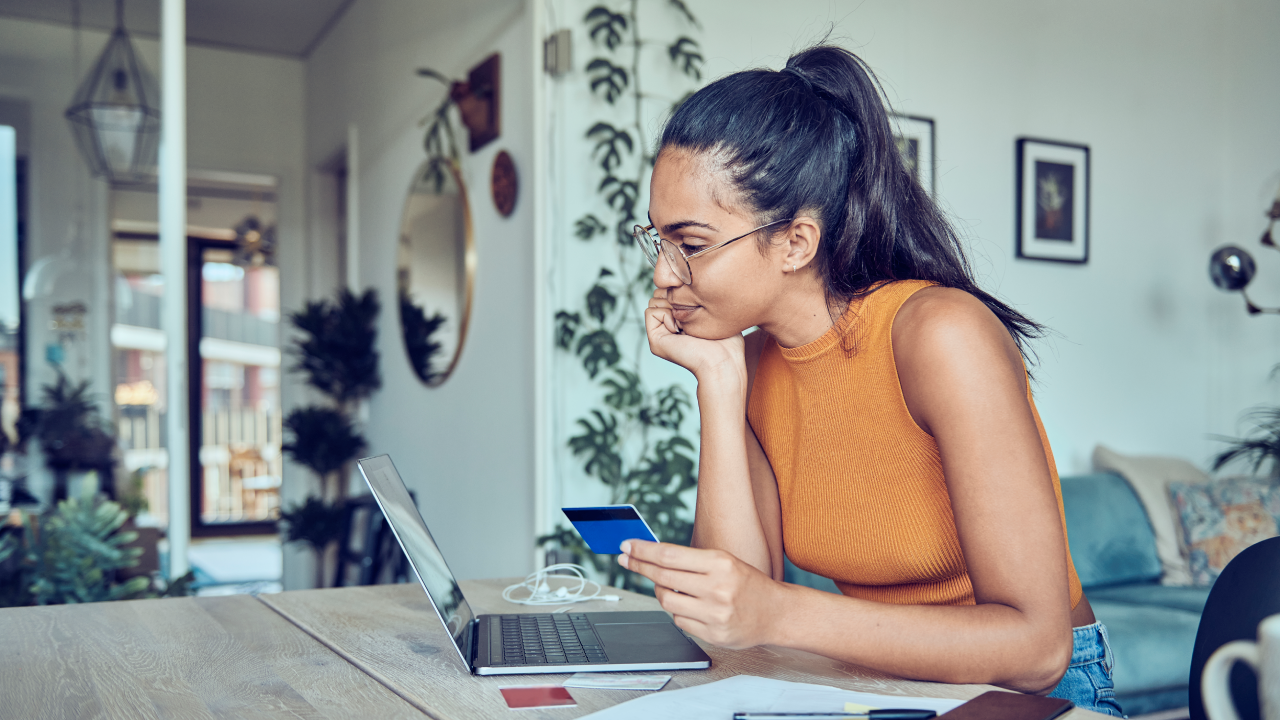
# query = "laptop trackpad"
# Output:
<box><xmin>593</xmin><ymin>622</ymin><xmax>703</xmax><ymax>663</ymax></box>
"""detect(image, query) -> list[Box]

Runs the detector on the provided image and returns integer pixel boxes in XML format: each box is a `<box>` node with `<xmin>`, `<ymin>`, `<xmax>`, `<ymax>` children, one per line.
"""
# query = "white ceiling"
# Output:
<box><xmin>0</xmin><ymin>0</ymin><xmax>355</xmax><ymax>57</ymax></box>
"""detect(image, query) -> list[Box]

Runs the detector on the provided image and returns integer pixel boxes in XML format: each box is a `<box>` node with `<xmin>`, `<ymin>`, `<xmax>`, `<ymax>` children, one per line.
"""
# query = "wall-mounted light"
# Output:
<box><xmin>1209</xmin><ymin>189</ymin><xmax>1280</xmax><ymax>315</ymax></box>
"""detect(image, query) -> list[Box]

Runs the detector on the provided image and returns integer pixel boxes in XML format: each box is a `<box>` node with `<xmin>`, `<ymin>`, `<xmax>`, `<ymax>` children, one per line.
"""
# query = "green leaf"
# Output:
<box><xmin>602</xmin><ymin>369</ymin><xmax>643</xmax><ymax>411</ymax></box>
<box><xmin>554</xmin><ymin>311</ymin><xmax>581</xmax><ymax>350</ymax></box>
<box><xmin>598</xmin><ymin>176</ymin><xmax>638</xmax><ymax>216</ymax></box>
<box><xmin>667</xmin><ymin>0</ymin><xmax>700</xmax><ymax>27</ymax></box>
<box><xmin>289</xmin><ymin>287</ymin><xmax>381</xmax><ymax>405</ymax></box>
<box><xmin>639</xmin><ymin>384</ymin><xmax>692</xmax><ymax>430</ymax></box>
<box><xmin>617</xmin><ymin>219</ymin><xmax>637</xmax><ymax>246</ymax></box>
<box><xmin>586</xmin><ymin>58</ymin><xmax>629</xmax><ymax>104</ymax></box>
<box><xmin>586</xmin><ymin>122</ymin><xmax>634</xmax><ymax>174</ymax></box>
<box><xmin>399</xmin><ymin>289</ymin><xmax>448</xmax><ymax>385</ymax></box>
<box><xmin>282</xmin><ymin>407</ymin><xmax>367</xmax><ymax>479</ymax></box>
<box><xmin>575</xmin><ymin>329</ymin><xmax>621</xmax><ymax>378</ymax></box>
<box><xmin>586</xmin><ymin>284</ymin><xmax>618</xmax><ymax>323</ymax></box>
<box><xmin>568</xmin><ymin>410</ymin><xmax>623</xmax><ymax>486</ymax></box>
<box><xmin>278</xmin><ymin>497</ymin><xmax>346</xmax><ymax>554</ymax></box>
<box><xmin>575</xmin><ymin>214</ymin><xmax>607</xmax><ymax>240</ymax></box>
<box><xmin>668</xmin><ymin>37</ymin><xmax>704</xmax><ymax>81</ymax></box>
<box><xmin>584</xmin><ymin>6</ymin><xmax>629</xmax><ymax>50</ymax></box>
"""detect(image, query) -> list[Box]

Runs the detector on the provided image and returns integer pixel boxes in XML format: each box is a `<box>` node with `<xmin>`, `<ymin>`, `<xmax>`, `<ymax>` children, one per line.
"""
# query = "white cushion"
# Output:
<box><xmin>1092</xmin><ymin>445</ymin><xmax>1210</xmax><ymax>586</ymax></box>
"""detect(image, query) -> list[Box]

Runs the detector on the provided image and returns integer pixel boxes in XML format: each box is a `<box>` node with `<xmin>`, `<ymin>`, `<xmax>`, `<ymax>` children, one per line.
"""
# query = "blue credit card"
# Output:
<box><xmin>562</xmin><ymin>505</ymin><xmax>659</xmax><ymax>554</ymax></box>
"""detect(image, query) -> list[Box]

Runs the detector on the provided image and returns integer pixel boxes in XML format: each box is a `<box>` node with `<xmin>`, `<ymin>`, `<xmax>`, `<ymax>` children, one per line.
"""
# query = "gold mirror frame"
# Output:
<box><xmin>397</xmin><ymin>158</ymin><xmax>475</xmax><ymax>387</ymax></box>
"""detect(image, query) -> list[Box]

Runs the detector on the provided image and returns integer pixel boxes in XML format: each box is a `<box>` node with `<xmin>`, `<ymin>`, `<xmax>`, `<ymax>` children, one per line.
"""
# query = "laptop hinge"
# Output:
<box><xmin>468</xmin><ymin>618</ymin><xmax>482</xmax><ymax>669</ymax></box>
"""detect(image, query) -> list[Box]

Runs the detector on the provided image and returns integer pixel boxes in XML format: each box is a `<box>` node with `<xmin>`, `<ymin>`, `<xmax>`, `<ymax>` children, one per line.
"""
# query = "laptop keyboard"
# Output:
<box><xmin>499</xmin><ymin>614</ymin><xmax>609</xmax><ymax>665</ymax></box>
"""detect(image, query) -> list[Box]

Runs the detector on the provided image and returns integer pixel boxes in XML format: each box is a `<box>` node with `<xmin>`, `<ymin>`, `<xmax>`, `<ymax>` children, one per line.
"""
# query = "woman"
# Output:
<box><xmin>619</xmin><ymin>45</ymin><xmax>1122</xmax><ymax>716</ymax></box>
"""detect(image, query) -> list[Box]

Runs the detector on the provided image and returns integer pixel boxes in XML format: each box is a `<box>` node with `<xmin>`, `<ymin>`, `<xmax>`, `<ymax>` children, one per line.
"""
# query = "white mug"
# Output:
<box><xmin>1204</xmin><ymin>613</ymin><xmax>1280</xmax><ymax>720</ymax></box>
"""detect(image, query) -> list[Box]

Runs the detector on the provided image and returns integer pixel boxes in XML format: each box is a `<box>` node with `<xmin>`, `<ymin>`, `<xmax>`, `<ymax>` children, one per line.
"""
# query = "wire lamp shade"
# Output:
<box><xmin>64</xmin><ymin>0</ymin><xmax>160</xmax><ymax>184</ymax></box>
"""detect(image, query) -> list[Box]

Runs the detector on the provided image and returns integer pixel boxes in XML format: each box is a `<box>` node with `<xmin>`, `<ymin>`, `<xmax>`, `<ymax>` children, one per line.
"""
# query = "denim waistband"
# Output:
<box><xmin>1068</xmin><ymin>621</ymin><xmax>1114</xmax><ymax>673</ymax></box>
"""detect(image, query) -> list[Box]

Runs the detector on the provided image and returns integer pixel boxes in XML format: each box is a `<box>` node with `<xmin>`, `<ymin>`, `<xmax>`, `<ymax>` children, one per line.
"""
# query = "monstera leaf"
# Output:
<box><xmin>585</xmin><ymin>6</ymin><xmax>629</xmax><ymax>49</ymax></box>
<box><xmin>586</xmin><ymin>59</ymin><xmax>629</xmax><ymax>104</ymax></box>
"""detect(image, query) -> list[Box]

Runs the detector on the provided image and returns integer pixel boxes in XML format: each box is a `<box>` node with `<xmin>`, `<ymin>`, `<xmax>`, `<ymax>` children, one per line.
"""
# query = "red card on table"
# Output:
<box><xmin>499</xmin><ymin>685</ymin><xmax>577</xmax><ymax>710</ymax></box>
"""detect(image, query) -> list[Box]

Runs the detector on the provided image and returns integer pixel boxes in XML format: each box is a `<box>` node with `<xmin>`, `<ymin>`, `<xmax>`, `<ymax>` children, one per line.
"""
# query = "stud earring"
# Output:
<box><xmin>792</xmin><ymin>264</ymin><xmax>798</xmax><ymax>273</ymax></box>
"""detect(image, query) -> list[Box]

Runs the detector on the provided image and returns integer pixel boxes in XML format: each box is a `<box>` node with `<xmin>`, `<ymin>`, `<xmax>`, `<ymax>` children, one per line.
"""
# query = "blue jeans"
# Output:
<box><xmin>1048</xmin><ymin>622</ymin><xmax>1125</xmax><ymax>717</ymax></box>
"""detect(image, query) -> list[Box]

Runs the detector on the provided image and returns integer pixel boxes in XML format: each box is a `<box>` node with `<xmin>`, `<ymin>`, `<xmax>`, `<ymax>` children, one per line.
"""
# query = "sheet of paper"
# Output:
<box><xmin>577</xmin><ymin>675</ymin><xmax>965</xmax><ymax>720</ymax></box>
<box><xmin>563</xmin><ymin>673</ymin><xmax>671</xmax><ymax>691</ymax></box>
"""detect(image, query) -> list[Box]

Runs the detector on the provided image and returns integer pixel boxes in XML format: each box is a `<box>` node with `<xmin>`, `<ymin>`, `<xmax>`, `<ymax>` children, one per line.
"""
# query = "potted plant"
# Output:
<box><xmin>1213</xmin><ymin>407</ymin><xmax>1280</xmax><ymax>477</ymax></box>
<box><xmin>22</xmin><ymin>370</ymin><xmax>117</xmax><ymax>501</ymax></box>
<box><xmin>280</xmin><ymin>288</ymin><xmax>381</xmax><ymax>588</ymax></box>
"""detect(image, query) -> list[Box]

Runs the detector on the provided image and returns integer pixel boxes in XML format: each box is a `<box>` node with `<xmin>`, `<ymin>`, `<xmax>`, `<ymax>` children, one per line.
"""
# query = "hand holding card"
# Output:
<box><xmin>562</xmin><ymin>505</ymin><xmax>659</xmax><ymax>554</ymax></box>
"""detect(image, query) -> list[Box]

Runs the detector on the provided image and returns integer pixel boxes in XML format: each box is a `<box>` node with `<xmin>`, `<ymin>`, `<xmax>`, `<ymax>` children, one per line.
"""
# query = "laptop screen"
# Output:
<box><xmin>357</xmin><ymin>455</ymin><xmax>476</xmax><ymax>664</ymax></box>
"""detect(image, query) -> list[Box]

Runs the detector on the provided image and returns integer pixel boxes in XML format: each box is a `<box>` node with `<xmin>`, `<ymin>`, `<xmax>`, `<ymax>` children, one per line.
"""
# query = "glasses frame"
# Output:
<box><xmin>634</xmin><ymin>217</ymin><xmax>793</xmax><ymax>285</ymax></box>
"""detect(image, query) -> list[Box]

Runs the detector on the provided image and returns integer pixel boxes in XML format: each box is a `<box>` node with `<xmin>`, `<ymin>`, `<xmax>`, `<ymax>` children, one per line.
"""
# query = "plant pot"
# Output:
<box><xmin>61</xmin><ymin>469</ymin><xmax>100</xmax><ymax>500</ymax></box>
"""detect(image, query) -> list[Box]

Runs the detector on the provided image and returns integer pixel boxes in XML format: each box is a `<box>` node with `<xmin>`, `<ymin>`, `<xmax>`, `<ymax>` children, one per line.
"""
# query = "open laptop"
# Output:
<box><xmin>356</xmin><ymin>454</ymin><xmax>712</xmax><ymax>676</ymax></box>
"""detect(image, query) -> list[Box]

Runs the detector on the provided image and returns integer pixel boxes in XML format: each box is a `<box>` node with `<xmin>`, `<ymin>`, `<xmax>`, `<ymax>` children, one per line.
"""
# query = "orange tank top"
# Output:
<box><xmin>747</xmin><ymin>280</ymin><xmax>1082</xmax><ymax>608</ymax></box>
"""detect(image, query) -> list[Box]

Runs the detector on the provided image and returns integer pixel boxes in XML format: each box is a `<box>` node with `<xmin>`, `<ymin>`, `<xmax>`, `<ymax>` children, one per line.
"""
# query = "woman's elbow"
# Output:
<box><xmin>1002</xmin><ymin>629</ymin><xmax>1073</xmax><ymax>695</ymax></box>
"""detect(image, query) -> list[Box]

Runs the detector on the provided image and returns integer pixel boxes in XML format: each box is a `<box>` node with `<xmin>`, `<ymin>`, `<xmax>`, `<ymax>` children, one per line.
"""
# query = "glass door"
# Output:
<box><xmin>192</xmin><ymin>242</ymin><xmax>281</xmax><ymax>534</ymax></box>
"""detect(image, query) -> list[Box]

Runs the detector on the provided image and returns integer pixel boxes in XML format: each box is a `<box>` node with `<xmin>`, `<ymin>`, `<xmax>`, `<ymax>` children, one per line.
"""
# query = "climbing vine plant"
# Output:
<box><xmin>539</xmin><ymin>0</ymin><xmax>705</xmax><ymax>592</ymax></box>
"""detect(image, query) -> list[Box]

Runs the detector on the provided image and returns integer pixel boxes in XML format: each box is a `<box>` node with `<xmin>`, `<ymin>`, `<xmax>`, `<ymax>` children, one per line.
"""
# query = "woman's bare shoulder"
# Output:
<box><xmin>893</xmin><ymin>286</ymin><xmax>1019</xmax><ymax>362</ymax></box>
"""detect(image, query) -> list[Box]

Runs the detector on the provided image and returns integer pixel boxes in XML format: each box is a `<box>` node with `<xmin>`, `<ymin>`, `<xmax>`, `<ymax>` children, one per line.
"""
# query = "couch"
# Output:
<box><xmin>784</xmin><ymin>471</ymin><xmax>1206</xmax><ymax>716</ymax></box>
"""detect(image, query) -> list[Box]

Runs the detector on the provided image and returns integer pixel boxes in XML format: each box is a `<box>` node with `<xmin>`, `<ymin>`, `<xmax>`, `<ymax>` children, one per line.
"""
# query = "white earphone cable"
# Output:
<box><xmin>502</xmin><ymin>564</ymin><xmax>620</xmax><ymax>606</ymax></box>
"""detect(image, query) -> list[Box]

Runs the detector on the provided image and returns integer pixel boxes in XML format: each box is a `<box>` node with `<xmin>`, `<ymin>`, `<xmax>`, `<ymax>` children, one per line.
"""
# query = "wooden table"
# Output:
<box><xmin>0</xmin><ymin>579</ymin><xmax>1109</xmax><ymax>719</ymax></box>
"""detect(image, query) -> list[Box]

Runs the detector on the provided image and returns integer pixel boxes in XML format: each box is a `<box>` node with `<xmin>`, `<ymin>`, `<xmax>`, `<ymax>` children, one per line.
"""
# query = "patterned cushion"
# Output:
<box><xmin>1167</xmin><ymin>476</ymin><xmax>1280</xmax><ymax>586</ymax></box>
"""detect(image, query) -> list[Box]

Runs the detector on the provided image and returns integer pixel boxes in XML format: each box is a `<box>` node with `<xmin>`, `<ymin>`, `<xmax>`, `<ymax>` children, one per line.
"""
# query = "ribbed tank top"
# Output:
<box><xmin>747</xmin><ymin>280</ymin><xmax>1082</xmax><ymax>607</ymax></box>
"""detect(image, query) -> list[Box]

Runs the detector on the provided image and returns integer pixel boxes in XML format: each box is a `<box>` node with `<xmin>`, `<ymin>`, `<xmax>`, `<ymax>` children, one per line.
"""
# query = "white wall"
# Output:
<box><xmin>0</xmin><ymin>16</ymin><xmax>306</xmax><ymax>512</ymax></box>
<box><xmin>545</xmin><ymin>0</ymin><xmax>1280</xmax><ymax>496</ymax></box>
<box><xmin>304</xmin><ymin>0</ymin><xmax>538</xmax><ymax>585</ymax></box>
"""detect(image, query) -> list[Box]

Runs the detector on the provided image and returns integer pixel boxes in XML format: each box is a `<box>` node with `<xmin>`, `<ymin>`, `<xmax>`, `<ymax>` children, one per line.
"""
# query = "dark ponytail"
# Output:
<box><xmin>658</xmin><ymin>45</ymin><xmax>1044</xmax><ymax>359</ymax></box>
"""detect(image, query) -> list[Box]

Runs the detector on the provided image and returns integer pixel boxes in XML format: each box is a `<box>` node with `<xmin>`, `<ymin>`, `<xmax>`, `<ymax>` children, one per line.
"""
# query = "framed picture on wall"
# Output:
<box><xmin>1016</xmin><ymin>138</ymin><xmax>1089</xmax><ymax>263</ymax></box>
<box><xmin>891</xmin><ymin>114</ymin><xmax>935</xmax><ymax>195</ymax></box>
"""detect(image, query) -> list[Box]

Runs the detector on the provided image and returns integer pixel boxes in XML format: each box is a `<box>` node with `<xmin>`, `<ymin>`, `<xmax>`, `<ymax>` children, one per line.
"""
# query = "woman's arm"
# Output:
<box><xmin>690</xmin><ymin>330</ymin><xmax>786</xmax><ymax>580</ymax></box>
<box><xmin>645</xmin><ymin>293</ymin><xmax>782</xmax><ymax>577</ymax></box>
<box><xmin>624</xmin><ymin>288</ymin><xmax>1074</xmax><ymax>693</ymax></box>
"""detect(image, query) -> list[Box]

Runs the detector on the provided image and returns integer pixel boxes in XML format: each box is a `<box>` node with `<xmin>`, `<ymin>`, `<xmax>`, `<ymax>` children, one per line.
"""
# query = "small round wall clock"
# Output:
<box><xmin>491</xmin><ymin>150</ymin><xmax>518</xmax><ymax>218</ymax></box>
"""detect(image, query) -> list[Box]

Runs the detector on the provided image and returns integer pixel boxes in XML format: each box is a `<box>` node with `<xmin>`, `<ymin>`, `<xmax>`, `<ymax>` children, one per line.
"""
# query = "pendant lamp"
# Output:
<box><xmin>64</xmin><ymin>0</ymin><xmax>160</xmax><ymax>184</ymax></box>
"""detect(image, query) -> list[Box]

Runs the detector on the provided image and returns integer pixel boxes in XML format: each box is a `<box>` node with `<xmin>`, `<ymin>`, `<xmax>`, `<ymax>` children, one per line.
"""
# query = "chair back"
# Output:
<box><xmin>1189</xmin><ymin>536</ymin><xmax>1280</xmax><ymax>720</ymax></box>
<box><xmin>336</xmin><ymin>493</ymin><xmax>411</xmax><ymax>587</ymax></box>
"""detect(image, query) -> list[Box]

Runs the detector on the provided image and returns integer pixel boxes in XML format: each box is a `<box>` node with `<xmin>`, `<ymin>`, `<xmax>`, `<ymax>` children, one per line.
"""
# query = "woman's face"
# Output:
<box><xmin>647</xmin><ymin>149</ymin><xmax>790</xmax><ymax>340</ymax></box>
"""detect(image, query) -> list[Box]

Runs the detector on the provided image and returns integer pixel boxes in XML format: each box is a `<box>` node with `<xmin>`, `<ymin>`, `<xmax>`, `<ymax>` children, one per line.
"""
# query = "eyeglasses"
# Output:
<box><xmin>633</xmin><ymin>218</ymin><xmax>793</xmax><ymax>285</ymax></box>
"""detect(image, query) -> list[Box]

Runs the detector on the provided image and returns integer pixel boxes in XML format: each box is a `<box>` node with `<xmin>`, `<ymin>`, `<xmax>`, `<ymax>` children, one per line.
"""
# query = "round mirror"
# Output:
<box><xmin>397</xmin><ymin>159</ymin><xmax>474</xmax><ymax>386</ymax></box>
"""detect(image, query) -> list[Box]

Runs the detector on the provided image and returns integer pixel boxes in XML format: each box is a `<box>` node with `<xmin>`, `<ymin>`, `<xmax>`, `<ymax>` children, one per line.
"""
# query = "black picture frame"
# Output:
<box><xmin>1016</xmin><ymin>137</ymin><xmax>1089</xmax><ymax>263</ymax></box>
<box><xmin>892</xmin><ymin>114</ymin><xmax>935</xmax><ymax>196</ymax></box>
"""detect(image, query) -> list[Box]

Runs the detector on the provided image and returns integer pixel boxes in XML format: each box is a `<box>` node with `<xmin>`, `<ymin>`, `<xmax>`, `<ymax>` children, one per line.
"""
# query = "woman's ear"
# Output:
<box><xmin>783</xmin><ymin>216</ymin><xmax>821</xmax><ymax>272</ymax></box>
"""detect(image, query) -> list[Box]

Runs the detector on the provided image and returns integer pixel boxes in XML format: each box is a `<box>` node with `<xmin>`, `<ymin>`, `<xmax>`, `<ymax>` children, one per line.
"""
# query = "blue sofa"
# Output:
<box><xmin>1061</xmin><ymin>472</ymin><xmax>1206</xmax><ymax>715</ymax></box>
<box><xmin>784</xmin><ymin>471</ymin><xmax>1206</xmax><ymax>716</ymax></box>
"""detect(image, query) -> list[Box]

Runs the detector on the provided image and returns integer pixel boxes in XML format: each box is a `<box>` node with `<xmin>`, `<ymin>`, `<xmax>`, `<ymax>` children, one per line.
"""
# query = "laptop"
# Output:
<box><xmin>356</xmin><ymin>454</ymin><xmax>712</xmax><ymax>676</ymax></box>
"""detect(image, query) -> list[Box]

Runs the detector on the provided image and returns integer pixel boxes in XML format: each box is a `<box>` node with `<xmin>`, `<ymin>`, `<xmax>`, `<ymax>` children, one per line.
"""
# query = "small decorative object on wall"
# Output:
<box><xmin>232</xmin><ymin>215</ymin><xmax>276</xmax><ymax>267</ymax></box>
<box><xmin>1016</xmin><ymin>138</ymin><xmax>1090</xmax><ymax>263</ymax></box>
<box><xmin>491</xmin><ymin>150</ymin><xmax>518</xmax><ymax>217</ymax></box>
<box><xmin>891</xmin><ymin>114</ymin><xmax>935</xmax><ymax>195</ymax></box>
<box><xmin>453</xmin><ymin>53</ymin><xmax>501</xmax><ymax>153</ymax></box>
<box><xmin>1208</xmin><ymin>184</ymin><xmax>1280</xmax><ymax>315</ymax></box>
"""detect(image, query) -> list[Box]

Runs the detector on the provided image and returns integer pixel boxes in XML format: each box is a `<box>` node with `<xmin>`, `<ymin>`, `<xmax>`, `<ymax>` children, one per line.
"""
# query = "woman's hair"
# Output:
<box><xmin>658</xmin><ymin>44</ymin><xmax>1044</xmax><ymax>359</ymax></box>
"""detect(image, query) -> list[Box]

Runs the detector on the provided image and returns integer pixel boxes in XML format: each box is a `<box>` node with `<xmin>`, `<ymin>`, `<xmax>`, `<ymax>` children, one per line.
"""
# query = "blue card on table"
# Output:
<box><xmin>562</xmin><ymin>505</ymin><xmax>659</xmax><ymax>554</ymax></box>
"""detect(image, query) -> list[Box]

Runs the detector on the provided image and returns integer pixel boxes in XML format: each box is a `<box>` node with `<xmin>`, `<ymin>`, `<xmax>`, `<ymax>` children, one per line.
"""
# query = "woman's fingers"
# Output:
<box><xmin>624</xmin><ymin>553</ymin><xmax>712</xmax><ymax>598</ymax></box>
<box><xmin>646</xmin><ymin>296</ymin><xmax>681</xmax><ymax>335</ymax></box>
<box><xmin>622</xmin><ymin>540</ymin><xmax>729</xmax><ymax>575</ymax></box>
